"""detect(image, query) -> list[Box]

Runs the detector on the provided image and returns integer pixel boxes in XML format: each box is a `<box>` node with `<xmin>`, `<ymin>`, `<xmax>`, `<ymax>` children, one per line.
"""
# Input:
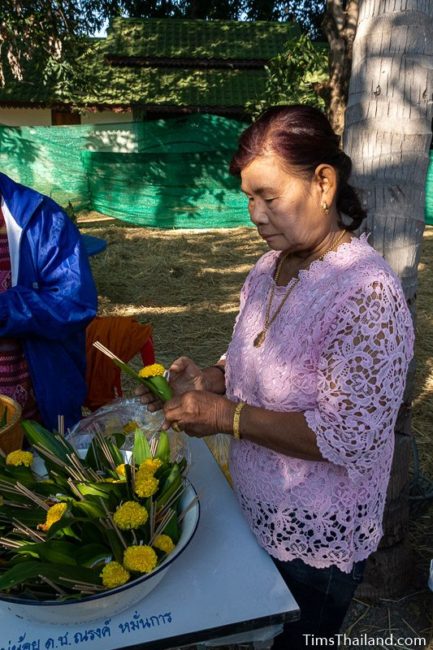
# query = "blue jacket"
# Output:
<box><xmin>0</xmin><ymin>173</ymin><xmax>97</xmax><ymax>431</ymax></box>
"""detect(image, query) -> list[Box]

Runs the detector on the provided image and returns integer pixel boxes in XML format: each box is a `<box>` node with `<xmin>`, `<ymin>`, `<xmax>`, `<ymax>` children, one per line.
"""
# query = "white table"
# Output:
<box><xmin>0</xmin><ymin>438</ymin><xmax>299</xmax><ymax>650</ymax></box>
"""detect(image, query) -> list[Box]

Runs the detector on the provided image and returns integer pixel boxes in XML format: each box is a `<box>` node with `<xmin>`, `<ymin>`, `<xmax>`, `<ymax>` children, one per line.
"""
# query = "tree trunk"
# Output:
<box><xmin>323</xmin><ymin>0</ymin><xmax>359</xmax><ymax>134</ymax></box>
<box><xmin>344</xmin><ymin>0</ymin><xmax>433</xmax><ymax>599</ymax></box>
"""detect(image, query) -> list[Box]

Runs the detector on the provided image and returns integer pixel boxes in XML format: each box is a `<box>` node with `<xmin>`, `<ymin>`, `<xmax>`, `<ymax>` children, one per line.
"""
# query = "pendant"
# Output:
<box><xmin>253</xmin><ymin>331</ymin><xmax>266</xmax><ymax>348</ymax></box>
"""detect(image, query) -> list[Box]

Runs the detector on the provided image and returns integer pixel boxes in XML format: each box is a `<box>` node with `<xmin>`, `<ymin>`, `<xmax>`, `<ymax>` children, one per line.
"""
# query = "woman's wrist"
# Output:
<box><xmin>215</xmin><ymin>398</ymin><xmax>239</xmax><ymax>435</ymax></box>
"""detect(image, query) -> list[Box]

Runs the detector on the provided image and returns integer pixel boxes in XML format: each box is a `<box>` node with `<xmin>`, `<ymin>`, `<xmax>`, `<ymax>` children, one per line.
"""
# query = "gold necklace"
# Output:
<box><xmin>253</xmin><ymin>229</ymin><xmax>348</xmax><ymax>348</ymax></box>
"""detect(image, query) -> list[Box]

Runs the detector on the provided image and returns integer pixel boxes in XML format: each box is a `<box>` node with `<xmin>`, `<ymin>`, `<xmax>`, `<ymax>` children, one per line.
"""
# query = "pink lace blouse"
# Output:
<box><xmin>226</xmin><ymin>235</ymin><xmax>414</xmax><ymax>573</ymax></box>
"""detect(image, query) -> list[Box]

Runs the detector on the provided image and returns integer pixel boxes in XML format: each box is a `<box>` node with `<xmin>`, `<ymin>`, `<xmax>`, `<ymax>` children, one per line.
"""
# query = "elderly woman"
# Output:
<box><xmin>139</xmin><ymin>105</ymin><xmax>414</xmax><ymax>646</ymax></box>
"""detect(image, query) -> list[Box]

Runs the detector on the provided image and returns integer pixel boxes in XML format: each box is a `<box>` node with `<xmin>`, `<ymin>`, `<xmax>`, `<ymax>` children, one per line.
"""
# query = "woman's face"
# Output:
<box><xmin>240</xmin><ymin>153</ymin><xmax>337</xmax><ymax>254</ymax></box>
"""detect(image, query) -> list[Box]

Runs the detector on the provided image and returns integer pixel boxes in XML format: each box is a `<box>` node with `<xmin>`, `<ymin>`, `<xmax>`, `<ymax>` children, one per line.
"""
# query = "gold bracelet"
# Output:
<box><xmin>233</xmin><ymin>402</ymin><xmax>246</xmax><ymax>439</ymax></box>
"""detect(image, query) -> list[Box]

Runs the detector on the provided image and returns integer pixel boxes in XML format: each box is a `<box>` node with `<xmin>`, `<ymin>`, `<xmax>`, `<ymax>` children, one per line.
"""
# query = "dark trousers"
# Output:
<box><xmin>272</xmin><ymin>557</ymin><xmax>366</xmax><ymax>649</ymax></box>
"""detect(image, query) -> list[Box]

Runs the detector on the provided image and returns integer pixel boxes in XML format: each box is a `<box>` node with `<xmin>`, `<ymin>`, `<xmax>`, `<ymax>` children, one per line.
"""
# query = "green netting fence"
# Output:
<box><xmin>1</xmin><ymin>115</ymin><xmax>433</xmax><ymax>228</ymax></box>
<box><xmin>0</xmin><ymin>114</ymin><xmax>253</xmax><ymax>229</ymax></box>
<box><xmin>425</xmin><ymin>149</ymin><xmax>433</xmax><ymax>226</ymax></box>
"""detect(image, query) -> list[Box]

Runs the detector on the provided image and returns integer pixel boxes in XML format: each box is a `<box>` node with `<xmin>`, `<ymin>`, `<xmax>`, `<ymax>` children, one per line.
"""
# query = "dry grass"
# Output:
<box><xmin>80</xmin><ymin>216</ymin><xmax>433</xmax><ymax>646</ymax></box>
<box><xmin>83</xmin><ymin>220</ymin><xmax>268</xmax><ymax>368</ymax></box>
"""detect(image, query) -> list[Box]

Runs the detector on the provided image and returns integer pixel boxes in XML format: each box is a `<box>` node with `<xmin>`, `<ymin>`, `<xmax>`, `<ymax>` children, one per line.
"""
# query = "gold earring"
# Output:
<box><xmin>321</xmin><ymin>201</ymin><xmax>329</xmax><ymax>214</ymax></box>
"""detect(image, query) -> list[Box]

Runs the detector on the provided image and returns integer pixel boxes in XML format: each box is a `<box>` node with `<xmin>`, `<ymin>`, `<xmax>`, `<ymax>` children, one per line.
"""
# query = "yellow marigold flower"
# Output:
<box><xmin>139</xmin><ymin>458</ymin><xmax>162</xmax><ymax>475</ymax></box>
<box><xmin>113</xmin><ymin>501</ymin><xmax>148</xmax><ymax>530</ymax></box>
<box><xmin>100</xmin><ymin>561</ymin><xmax>130</xmax><ymax>589</ymax></box>
<box><xmin>123</xmin><ymin>545</ymin><xmax>158</xmax><ymax>573</ymax></box>
<box><xmin>134</xmin><ymin>473</ymin><xmax>159</xmax><ymax>498</ymax></box>
<box><xmin>153</xmin><ymin>534</ymin><xmax>175</xmax><ymax>555</ymax></box>
<box><xmin>116</xmin><ymin>463</ymin><xmax>126</xmax><ymax>477</ymax></box>
<box><xmin>123</xmin><ymin>421</ymin><xmax>140</xmax><ymax>434</ymax></box>
<box><xmin>6</xmin><ymin>450</ymin><xmax>33</xmax><ymax>467</ymax></box>
<box><xmin>138</xmin><ymin>363</ymin><xmax>165</xmax><ymax>379</ymax></box>
<box><xmin>38</xmin><ymin>502</ymin><xmax>68</xmax><ymax>531</ymax></box>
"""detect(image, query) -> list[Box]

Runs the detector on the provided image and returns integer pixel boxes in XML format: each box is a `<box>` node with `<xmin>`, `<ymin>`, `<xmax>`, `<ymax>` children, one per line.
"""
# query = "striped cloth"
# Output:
<box><xmin>0</xmin><ymin>203</ymin><xmax>38</xmax><ymax>419</ymax></box>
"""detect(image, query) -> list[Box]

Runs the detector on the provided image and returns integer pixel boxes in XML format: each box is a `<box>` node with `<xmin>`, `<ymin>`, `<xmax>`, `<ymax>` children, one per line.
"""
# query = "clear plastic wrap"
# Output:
<box><xmin>66</xmin><ymin>398</ymin><xmax>190</xmax><ymax>466</ymax></box>
<box><xmin>205</xmin><ymin>433</ymin><xmax>232</xmax><ymax>484</ymax></box>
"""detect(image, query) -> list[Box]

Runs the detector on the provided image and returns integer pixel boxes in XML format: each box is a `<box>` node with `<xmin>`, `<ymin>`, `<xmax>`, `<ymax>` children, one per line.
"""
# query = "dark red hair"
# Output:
<box><xmin>230</xmin><ymin>105</ymin><xmax>366</xmax><ymax>231</ymax></box>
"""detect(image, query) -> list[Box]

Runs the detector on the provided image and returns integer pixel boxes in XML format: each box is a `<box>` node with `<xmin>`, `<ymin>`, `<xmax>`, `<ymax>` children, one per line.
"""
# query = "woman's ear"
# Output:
<box><xmin>314</xmin><ymin>164</ymin><xmax>338</xmax><ymax>204</ymax></box>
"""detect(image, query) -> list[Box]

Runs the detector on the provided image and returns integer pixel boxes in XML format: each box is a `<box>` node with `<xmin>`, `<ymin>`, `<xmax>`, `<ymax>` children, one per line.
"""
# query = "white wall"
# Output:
<box><xmin>0</xmin><ymin>107</ymin><xmax>52</xmax><ymax>126</ymax></box>
<box><xmin>0</xmin><ymin>107</ymin><xmax>133</xmax><ymax>127</ymax></box>
<box><xmin>81</xmin><ymin>110</ymin><xmax>133</xmax><ymax>125</ymax></box>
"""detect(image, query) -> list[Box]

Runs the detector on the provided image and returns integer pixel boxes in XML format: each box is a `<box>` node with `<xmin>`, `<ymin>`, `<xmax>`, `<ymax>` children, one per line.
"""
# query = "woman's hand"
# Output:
<box><xmin>136</xmin><ymin>356</ymin><xmax>206</xmax><ymax>412</ymax></box>
<box><xmin>162</xmin><ymin>391</ymin><xmax>234</xmax><ymax>437</ymax></box>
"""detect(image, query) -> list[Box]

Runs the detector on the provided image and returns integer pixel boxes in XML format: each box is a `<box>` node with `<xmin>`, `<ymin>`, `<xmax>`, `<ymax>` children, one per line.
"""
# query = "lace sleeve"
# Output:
<box><xmin>304</xmin><ymin>275</ymin><xmax>414</xmax><ymax>482</ymax></box>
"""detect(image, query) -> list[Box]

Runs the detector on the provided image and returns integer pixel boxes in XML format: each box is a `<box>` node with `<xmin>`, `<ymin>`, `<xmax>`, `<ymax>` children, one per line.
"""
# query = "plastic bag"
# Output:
<box><xmin>67</xmin><ymin>397</ymin><xmax>190</xmax><ymax>466</ymax></box>
<box><xmin>205</xmin><ymin>433</ymin><xmax>232</xmax><ymax>484</ymax></box>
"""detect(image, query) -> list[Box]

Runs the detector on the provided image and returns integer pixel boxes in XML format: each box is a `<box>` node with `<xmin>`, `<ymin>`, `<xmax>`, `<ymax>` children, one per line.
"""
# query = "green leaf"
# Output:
<box><xmin>85</xmin><ymin>437</ymin><xmax>123</xmax><ymax>471</ymax></box>
<box><xmin>21</xmin><ymin>420</ymin><xmax>76</xmax><ymax>466</ymax></box>
<box><xmin>161</xmin><ymin>512</ymin><xmax>180</xmax><ymax>544</ymax></box>
<box><xmin>17</xmin><ymin>541</ymin><xmax>78</xmax><ymax>566</ymax></box>
<box><xmin>133</xmin><ymin>429</ymin><xmax>151</xmax><ymax>465</ymax></box>
<box><xmin>75</xmin><ymin>544</ymin><xmax>112</xmax><ymax>568</ymax></box>
<box><xmin>76</xmin><ymin>482</ymin><xmax>120</xmax><ymax>499</ymax></box>
<box><xmin>157</xmin><ymin>464</ymin><xmax>182</xmax><ymax>507</ymax></box>
<box><xmin>155</xmin><ymin>430</ymin><xmax>170</xmax><ymax>464</ymax></box>
<box><xmin>0</xmin><ymin>561</ymin><xmax>101</xmax><ymax>591</ymax></box>
<box><xmin>142</xmin><ymin>376</ymin><xmax>173</xmax><ymax>402</ymax></box>
<box><xmin>104</xmin><ymin>529</ymin><xmax>125</xmax><ymax>564</ymax></box>
<box><xmin>71</xmin><ymin>499</ymin><xmax>106</xmax><ymax>519</ymax></box>
<box><xmin>0</xmin><ymin>504</ymin><xmax>46</xmax><ymax>528</ymax></box>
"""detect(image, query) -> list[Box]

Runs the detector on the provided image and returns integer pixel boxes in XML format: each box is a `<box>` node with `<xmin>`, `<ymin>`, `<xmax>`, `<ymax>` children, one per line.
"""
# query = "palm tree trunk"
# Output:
<box><xmin>343</xmin><ymin>0</ymin><xmax>433</xmax><ymax>599</ymax></box>
<box><xmin>323</xmin><ymin>0</ymin><xmax>359</xmax><ymax>135</ymax></box>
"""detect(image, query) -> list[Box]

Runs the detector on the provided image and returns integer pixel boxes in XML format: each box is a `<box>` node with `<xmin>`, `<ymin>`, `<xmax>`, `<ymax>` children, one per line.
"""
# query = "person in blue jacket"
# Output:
<box><xmin>0</xmin><ymin>172</ymin><xmax>97</xmax><ymax>432</ymax></box>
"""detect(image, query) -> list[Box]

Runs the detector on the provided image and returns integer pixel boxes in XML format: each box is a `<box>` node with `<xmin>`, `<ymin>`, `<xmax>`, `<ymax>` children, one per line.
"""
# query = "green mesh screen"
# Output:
<box><xmin>425</xmin><ymin>150</ymin><xmax>433</xmax><ymax>226</ymax></box>
<box><xmin>0</xmin><ymin>114</ymin><xmax>251</xmax><ymax>228</ymax></box>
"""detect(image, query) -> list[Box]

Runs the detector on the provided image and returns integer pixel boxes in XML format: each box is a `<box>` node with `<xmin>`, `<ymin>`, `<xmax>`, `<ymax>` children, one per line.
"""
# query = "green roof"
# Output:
<box><xmin>0</xmin><ymin>19</ymin><xmax>304</xmax><ymax>110</ymax></box>
<box><xmin>0</xmin><ymin>44</ymin><xmax>267</xmax><ymax>108</ymax></box>
<box><xmin>106</xmin><ymin>18</ymin><xmax>299</xmax><ymax>60</ymax></box>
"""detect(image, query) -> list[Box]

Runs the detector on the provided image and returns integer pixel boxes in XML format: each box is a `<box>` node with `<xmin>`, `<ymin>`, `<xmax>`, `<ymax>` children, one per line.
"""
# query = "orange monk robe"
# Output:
<box><xmin>85</xmin><ymin>316</ymin><xmax>154</xmax><ymax>411</ymax></box>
